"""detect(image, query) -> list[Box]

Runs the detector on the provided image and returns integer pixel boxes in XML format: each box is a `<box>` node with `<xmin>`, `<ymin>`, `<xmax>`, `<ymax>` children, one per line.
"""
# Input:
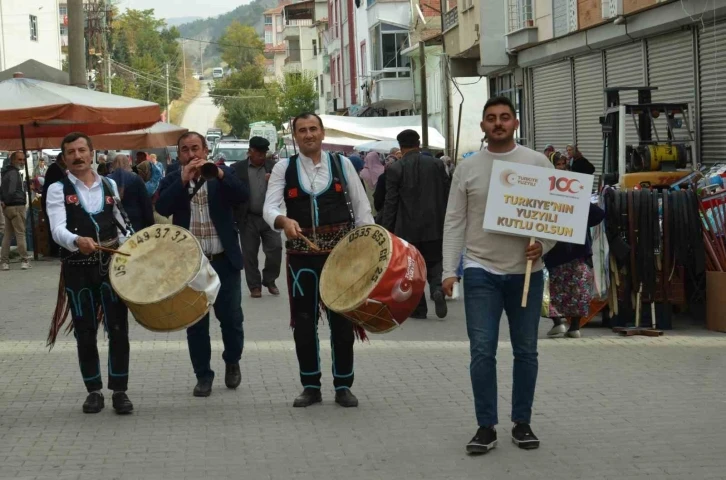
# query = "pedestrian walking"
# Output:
<box><xmin>156</xmin><ymin>132</ymin><xmax>249</xmax><ymax>397</ymax></box>
<box><xmin>382</xmin><ymin>129</ymin><xmax>450</xmax><ymax>319</ymax></box>
<box><xmin>262</xmin><ymin>112</ymin><xmax>374</xmax><ymax>408</ymax></box>
<box><xmin>231</xmin><ymin>136</ymin><xmax>282</xmax><ymax>298</ymax></box>
<box><xmin>46</xmin><ymin>132</ymin><xmax>134</xmax><ymax>414</ymax></box>
<box><xmin>1</xmin><ymin>151</ymin><xmax>30</xmax><ymax>270</ymax></box>
<box><xmin>442</xmin><ymin>96</ymin><xmax>557</xmax><ymax>454</ymax></box>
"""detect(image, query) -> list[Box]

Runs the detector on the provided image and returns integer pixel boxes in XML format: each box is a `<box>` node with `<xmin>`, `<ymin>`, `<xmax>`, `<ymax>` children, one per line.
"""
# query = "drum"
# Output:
<box><xmin>320</xmin><ymin>225</ymin><xmax>426</xmax><ymax>334</ymax></box>
<box><xmin>109</xmin><ymin>225</ymin><xmax>221</xmax><ymax>332</ymax></box>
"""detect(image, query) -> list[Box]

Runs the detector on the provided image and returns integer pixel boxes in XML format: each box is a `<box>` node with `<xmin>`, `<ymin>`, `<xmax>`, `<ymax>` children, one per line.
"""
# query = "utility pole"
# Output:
<box><xmin>182</xmin><ymin>39</ymin><xmax>186</xmax><ymax>91</ymax></box>
<box><xmin>200</xmin><ymin>40</ymin><xmax>204</xmax><ymax>75</ymax></box>
<box><xmin>165</xmin><ymin>63</ymin><xmax>170</xmax><ymax>122</ymax></box>
<box><xmin>107</xmin><ymin>53</ymin><xmax>111</xmax><ymax>93</ymax></box>
<box><xmin>419</xmin><ymin>42</ymin><xmax>429</xmax><ymax>149</ymax></box>
<box><xmin>68</xmin><ymin>0</ymin><xmax>87</xmax><ymax>88</ymax></box>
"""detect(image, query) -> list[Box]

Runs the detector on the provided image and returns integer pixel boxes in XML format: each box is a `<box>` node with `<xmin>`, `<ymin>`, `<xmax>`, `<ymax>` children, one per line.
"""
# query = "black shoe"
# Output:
<box><xmin>292</xmin><ymin>388</ymin><xmax>322</xmax><ymax>408</ymax></box>
<box><xmin>82</xmin><ymin>392</ymin><xmax>104</xmax><ymax>414</ymax></box>
<box><xmin>511</xmin><ymin>423</ymin><xmax>540</xmax><ymax>450</ymax></box>
<box><xmin>466</xmin><ymin>426</ymin><xmax>497</xmax><ymax>454</ymax></box>
<box><xmin>112</xmin><ymin>392</ymin><xmax>134</xmax><ymax>414</ymax></box>
<box><xmin>225</xmin><ymin>363</ymin><xmax>241</xmax><ymax>389</ymax></box>
<box><xmin>334</xmin><ymin>389</ymin><xmax>359</xmax><ymax>408</ymax></box>
<box><xmin>193</xmin><ymin>378</ymin><xmax>213</xmax><ymax>397</ymax></box>
<box><xmin>433</xmin><ymin>290</ymin><xmax>448</xmax><ymax>318</ymax></box>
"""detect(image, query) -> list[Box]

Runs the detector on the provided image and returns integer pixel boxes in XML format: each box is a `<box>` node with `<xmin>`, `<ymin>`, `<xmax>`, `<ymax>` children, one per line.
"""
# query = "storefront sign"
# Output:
<box><xmin>483</xmin><ymin>160</ymin><xmax>594</xmax><ymax>245</ymax></box>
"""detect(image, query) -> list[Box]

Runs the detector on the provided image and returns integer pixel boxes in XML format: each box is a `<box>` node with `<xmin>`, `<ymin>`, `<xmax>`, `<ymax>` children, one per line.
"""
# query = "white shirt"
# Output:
<box><xmin>263</xmin><ymin>151</ymin><xmax>375</xmax><ymax>230</ymax></box>
<box><xmin>46</xmin><ymin>172</ymin><xmax>127</xmax><ymax>252</ymax></box>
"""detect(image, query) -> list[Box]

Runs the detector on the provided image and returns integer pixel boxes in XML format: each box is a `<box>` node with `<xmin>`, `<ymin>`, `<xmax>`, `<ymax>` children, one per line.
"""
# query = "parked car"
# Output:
<box><xmin>211</xmin><ymin>139</ymin><xmax>250</xmax><ymax>167</ymax></box>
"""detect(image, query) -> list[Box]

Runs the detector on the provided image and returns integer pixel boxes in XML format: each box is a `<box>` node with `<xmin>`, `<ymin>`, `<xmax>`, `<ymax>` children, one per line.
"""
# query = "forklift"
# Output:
<box><xmin>600</xmin><ymin>86</ymin><xmax>697</xmax><ymax>188</ymax></box>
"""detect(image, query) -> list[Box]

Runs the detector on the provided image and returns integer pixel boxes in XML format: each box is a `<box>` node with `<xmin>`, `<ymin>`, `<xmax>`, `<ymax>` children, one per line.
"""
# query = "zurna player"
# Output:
<box><xmin>263</xmin><ymin>112</ymin><xmax>374</xmax><ymax>408</ymax></box>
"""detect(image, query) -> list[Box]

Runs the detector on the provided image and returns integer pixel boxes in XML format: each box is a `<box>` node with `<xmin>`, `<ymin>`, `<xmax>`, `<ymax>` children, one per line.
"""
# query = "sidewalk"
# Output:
<box><xmin>0</xmin><ymin>260</ymin><xmax>725</xmax><ymax>480</ymax></box>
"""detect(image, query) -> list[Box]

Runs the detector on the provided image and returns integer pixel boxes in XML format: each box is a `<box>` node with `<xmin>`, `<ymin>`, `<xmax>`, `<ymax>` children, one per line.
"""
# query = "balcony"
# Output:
<box><xmin>371</xmin><ymin>68</ymin><xmax>414</xmax><ymax>107</ymax></box>
<box><xmin>443</xmin><ymin>7</ymin><xmax>459</xmax><ymax>32</ymax></box>
<box><xmin>505</xmin><ymin>0</ymin><xmax>537</xmax><ymax>51</ymax></box>
<box><xmin>283</xmin><ymin>19</ymin><xmax>313</xmax><ymax>39</ymax></box>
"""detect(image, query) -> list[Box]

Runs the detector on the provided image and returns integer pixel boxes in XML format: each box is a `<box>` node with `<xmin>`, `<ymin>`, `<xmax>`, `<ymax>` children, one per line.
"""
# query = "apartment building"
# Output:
<box><xmin>0</xmin><ymin>0</ymin><xmax>62</xmax><ymax>71</ymax></box>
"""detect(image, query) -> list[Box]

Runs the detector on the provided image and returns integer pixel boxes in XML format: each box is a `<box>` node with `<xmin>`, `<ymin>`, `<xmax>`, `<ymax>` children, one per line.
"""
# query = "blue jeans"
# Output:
<box><xmin>187</xmin><ymin>254</ymin><xmax>245</xmax><ymax>380</ymax></box>
<box><xmin>463</xmin><ymin>267</ymin><xmax>544</xmax><ymax>427</ymax></box>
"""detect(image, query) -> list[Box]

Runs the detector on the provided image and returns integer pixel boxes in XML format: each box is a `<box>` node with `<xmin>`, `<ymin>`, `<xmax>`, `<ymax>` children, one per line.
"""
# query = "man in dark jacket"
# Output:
<box><xmin>108</xmin><ymin>155</ymin><xmax>155</xmax><ymax>234</ymax></box>
<box><xmin>156</xmin><ymin>131</ymin><xmax>249</xmax><ymax>398</ymax></box>
<box><xmin>382</xmin><ymin>129</ymin><xmax>450</xmax><ymax>319</ymax></box>
<box><xmin>1</xmin><ymin>151</ymin><xmax>30</xmax><ymax>270</ymax></box>
<box><xmin>231</xmin><ymin>136</ymin><xmax>282</xmax><ymax>298</ymax></box>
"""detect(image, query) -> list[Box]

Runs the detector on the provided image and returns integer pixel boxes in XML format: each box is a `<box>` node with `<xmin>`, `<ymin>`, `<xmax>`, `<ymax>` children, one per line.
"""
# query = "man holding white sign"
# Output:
<box><xmin>442</xmin><ymin>97</ymin><xmax>559</xmax><ymax>454</ymax></box>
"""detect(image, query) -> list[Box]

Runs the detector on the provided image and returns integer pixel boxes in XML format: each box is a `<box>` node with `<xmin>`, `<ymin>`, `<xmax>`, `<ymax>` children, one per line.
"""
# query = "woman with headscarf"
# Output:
<box><xmin>360</xmin><ymin>151</ymin><xmax>385</xmax><ymax>191</ymax></box>
<box><xmin>136</xmin><ymin>160</ymin><xmax>162</xmax><ymax>199</ymax></box>
<box><xmin>566</xmin><ymin>144</ymin><xmax>595</xmax><ymax>175</ymax></box>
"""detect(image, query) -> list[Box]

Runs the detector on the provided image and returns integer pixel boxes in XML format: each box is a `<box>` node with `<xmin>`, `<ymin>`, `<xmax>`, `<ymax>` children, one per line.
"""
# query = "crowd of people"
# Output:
<box><xmin>2</xmin><ymin>97</ymin><xmax>606</xmax><ymax>457</ymax></box>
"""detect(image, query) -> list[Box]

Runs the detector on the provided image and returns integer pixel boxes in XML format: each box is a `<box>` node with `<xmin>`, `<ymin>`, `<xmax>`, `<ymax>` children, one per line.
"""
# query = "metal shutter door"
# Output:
<box><xmin>605</xmin><ymin>42</ymin><xmax>645</xmax><ymax>146</ymax></box>
<box><xmin>533</xmin><ymin>61</ymin><xmax>573</xmax><ymax>152</ymax></box>
<box><xmin>647</xmin><ymin>30</ymin><xmax>695</xmax><ymax>143</ymax></box>
<box><xmin>574</xmin><ymin>53</ymin><xmax>604</xmax><ymax>175</ymax></box>
<box><xmin>699</xmin><ymin>21</ymin><xmax>726</xmax><ymax>164</ymax></box>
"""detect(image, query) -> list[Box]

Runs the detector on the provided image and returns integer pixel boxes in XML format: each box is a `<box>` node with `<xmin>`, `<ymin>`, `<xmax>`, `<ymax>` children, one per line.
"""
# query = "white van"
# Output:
<box><xmin>212</xmin><ymin>67</ymin><xmax>224</xmax><ymax>79</ymax></box>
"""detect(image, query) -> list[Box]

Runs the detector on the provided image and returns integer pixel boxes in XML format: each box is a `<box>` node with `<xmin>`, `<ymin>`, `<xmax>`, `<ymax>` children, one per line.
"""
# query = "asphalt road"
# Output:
<box><xmin>180</xmin><ymin>81</ymin><xmax>221</xmax><ymax>136</ymax></box>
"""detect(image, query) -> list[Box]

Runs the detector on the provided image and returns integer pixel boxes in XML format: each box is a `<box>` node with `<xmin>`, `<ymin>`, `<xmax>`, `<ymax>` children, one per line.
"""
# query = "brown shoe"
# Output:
<box><xmin>266</xmin><ymin>282</ymin><xmax>280</xmax><ymax>296</ymax></box>
<box><xmin>250</xmin><ymin>288</ymin><xmax>262</xmax><ymax>298</ymax></box>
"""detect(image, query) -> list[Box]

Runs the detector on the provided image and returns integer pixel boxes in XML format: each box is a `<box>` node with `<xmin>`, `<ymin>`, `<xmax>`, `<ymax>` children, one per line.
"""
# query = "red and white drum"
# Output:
<box><xmin>320</xmin><ymin>225</ymin><xmax>427</xmax><ymax>334</ymax></box>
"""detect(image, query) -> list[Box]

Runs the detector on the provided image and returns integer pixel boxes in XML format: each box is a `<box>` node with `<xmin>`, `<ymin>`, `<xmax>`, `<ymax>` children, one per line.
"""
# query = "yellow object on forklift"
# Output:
<box><xmin>620</xmin><ymin>171</ymin><xmax>692</xmax><ymax>188</ymax></box>
<box><xmin>644</xmin><ymin>144</ymin><xmax>681</xmax><ymax>170</ymax></box>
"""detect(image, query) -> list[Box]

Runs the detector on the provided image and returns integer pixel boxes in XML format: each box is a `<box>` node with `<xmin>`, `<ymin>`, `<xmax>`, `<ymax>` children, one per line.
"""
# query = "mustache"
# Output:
<box><xmin>73</xmin><ymin>160</ymin><xmax>85</xmax><ymax>165</ymax></box>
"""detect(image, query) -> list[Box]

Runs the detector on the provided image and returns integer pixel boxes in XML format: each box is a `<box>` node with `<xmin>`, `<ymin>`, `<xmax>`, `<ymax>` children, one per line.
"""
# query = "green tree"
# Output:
<box><xmin>218</xmin><ymin>22</ymin><xmax>265</xmax><ymax>69</ymax></box>
<box><xmin>272</xmin><ymin>72</ymin><xmax>318</xmax><ymax>127</ymax></box>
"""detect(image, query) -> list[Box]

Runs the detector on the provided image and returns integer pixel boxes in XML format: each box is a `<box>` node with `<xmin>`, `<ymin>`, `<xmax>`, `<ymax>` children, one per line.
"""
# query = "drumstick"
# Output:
<box><xmin>95</xmin><ymin>244</ymin><xmax>130</xmax><ymax>257</ymax></box>
<box><xmin>298</xmin><ymin>233</ymin><xmax>320</xmax><ymax>251</ymax></box>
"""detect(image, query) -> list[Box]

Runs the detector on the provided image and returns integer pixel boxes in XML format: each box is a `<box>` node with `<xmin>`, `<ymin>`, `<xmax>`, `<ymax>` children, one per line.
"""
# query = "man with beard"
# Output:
<box><xmin>46</xmin><ymin>132</ymin><xmax>134</xmax><ymax>414</ymax></box>
<box><xmin>232</xmin><ymin>136</ymin><xmax>282</xmax><ymax>298</ymax></box>
<box><xmin>156</xmin><ymin>132</ymin><xmax>248</xmax><ymax>397</ymax></box>
<box><xmin>442</xmin><ymin>97</ymin><xmax>556</xmax><ymax>454</ymax></box>
<box><xmin>262</xmin><ymin>112</ymin><xmax>374</xmax><ymax>408</ymax></box>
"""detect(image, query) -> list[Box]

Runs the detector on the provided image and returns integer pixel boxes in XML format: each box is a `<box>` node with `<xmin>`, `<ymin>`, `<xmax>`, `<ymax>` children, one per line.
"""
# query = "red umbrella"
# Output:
<box><xmin>0</xmin><ymin>73</ymin><xmax>161</xmax><ymax>259</ymax></box>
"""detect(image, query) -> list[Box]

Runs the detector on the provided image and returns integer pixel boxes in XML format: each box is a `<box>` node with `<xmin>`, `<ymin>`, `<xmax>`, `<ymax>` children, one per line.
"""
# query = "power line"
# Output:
<box><xmin>179</xmin><ymin>35</ymin><xmax>320</xmax><ymax>52</ymax></box>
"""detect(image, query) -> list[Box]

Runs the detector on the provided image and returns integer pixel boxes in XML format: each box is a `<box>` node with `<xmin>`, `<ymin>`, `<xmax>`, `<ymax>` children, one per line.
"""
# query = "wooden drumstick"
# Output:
<box><xmin>95</xmin><ymin>244</ymin><xmax>131</xmax><ymax>257</ymax></box>
<box><xmin>298</xmin><ymin>233</ymin><xmax>320</xmax><ymax>251</ymax></box>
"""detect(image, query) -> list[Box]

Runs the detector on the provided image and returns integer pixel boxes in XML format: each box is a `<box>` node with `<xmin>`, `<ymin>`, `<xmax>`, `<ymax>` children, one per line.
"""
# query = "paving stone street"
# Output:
<box><xmin>1</xmin><ymin>257</ymin><xmax>725</xmax><ymax>480</ymax></box>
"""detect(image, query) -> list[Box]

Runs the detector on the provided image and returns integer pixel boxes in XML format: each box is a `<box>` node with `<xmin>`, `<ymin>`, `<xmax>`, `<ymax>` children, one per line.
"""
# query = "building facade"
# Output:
<box><xmin>0</xmin><ymin>0</ymin><xmax>62</xmax><ymax>71</ymax></box>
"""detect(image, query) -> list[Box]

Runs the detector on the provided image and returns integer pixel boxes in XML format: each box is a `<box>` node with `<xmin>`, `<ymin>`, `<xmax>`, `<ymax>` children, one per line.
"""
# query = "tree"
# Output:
<box><xmin>218</xmin><ymin>22</ymin><xmax>265</xmax><ymax>70</ymax></box>
<box><xmin>272</xmin><ymin>72</ymin><xmax>318</xmax><ymax>127</ymax></box>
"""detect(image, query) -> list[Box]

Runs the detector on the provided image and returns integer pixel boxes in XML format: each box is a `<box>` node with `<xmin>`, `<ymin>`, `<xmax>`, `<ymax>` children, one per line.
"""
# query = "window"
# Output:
<box><xmin>29</xmin><ymin>15</ymin><xmax>38</xmax><ymax>41</ymax></box>
<box><xmin>331</xmin><ymin>57</ymin><xmax>337</xmax><ymax>96</ymax></box>
<box><xmin>60</xmin><ymin>24</ymin><xmax>67</xmax><ymax>36</ymax></box>
<box><xmin>370</xmin><ymin>23</ymin><xmax>410</xmax><ymax>76</ymax></box>
<box><xmin>312</xmin><ymin>39</ymin><xmax>317</xmax><ymax>56</ymax></box>
<box><xmin>507</xmin><ymin>0</ymin><xmax>533</xmax><ymax>32</ymax></box>
<box><xmin>319</xmin><ymin>75</ymin><xmax>324</xmax><ymax>97</ymax></box>
<box><xmin>264</xmin><ymin>15</ymin><xmax>272</xmax><ymax>25</ymax></box>
<box><xmin>360</xmin><ymin>41</ymin><xmax>367</xmax><ymax>77</ymax></box>
<box><xmin>264</xmin><ymin>31</ymin><xmax>273</xmax><ymax>44</ymax></box>
<box><xmin>315</xmin><ymin>76</ymin><xmax>319</xmax><ymax>94</ymax></box>
<box><xmin>59</xmin><ymin>5</ymin><xmax>67</xmax><ymax>16</ymax></box>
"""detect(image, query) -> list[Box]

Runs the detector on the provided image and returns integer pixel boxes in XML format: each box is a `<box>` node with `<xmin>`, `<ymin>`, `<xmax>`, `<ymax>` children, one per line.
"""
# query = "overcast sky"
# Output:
<box><xmin>120</xmin><ymin>0</ymin><xmax>253</xmax><ymax>20</ymax></box>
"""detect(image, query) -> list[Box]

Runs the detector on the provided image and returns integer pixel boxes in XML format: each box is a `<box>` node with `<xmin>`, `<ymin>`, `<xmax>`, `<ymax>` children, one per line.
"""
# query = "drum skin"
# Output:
<box><xmin>320</xmin><ymin>225</ymin><xmax>427</xmax><ymax>334</ymax></box>
<box><xmin>109</xmin><ymin>225</ymin><xmax>211</xmax><ymax>332</ymax></box>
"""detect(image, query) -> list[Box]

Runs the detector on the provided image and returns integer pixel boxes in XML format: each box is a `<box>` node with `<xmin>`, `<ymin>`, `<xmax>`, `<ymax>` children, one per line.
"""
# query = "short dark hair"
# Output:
<box><xmin>61</xmin><ymin>132</ymin><xmax>94</xmax><ymax>154</ymax></box>
<box><xmin>292</xmin><ymin>112</ymin><xmax>324</xmax><ymax>132</ymax></box>
<box><xmin>177</xmin><ymin>131</ymin><xmax>208</xmax><ymax>150</ymax></box>
<box><xmin>482</xmin><ymin>96</ymin><xmax>517</xmax><ymax>117</ymax></box>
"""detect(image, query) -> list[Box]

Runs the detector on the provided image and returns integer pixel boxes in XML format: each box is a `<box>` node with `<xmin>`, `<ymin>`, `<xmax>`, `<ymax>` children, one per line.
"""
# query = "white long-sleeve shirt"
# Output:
<box><xmin>263</xmin><ymin>151</ymin><xmax>375</xmax><ymax>230</ymax></box>
<box><xmin>46</xmin><ymin>172</ymin><xmax>127</xmax><ymax>252</ymax></box>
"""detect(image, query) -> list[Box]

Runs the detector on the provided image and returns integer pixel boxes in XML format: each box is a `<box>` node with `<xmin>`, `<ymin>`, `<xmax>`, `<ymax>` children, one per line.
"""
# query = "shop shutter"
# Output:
<box><xmin>699</xmin><ymin>21</ymin><xmax>726</xmax><ymax>164</ymax></box>
<box><xmin>532</xmin><ymin>61</ymin><xmax>574</xmax><ymax>152</ymax></box>
<box><xmin>647</xmin><ymin>30</ymin><xmax>695</xmax><ymax>145</ymax></box>
<box><xmin>574</xmin><ymin>53</ymin><xmax>605</xmax><ymax>176</ymax></box>
<box><xmin>605</xmin><ymin>42</ymin><xmax>645</xmax><ymax>147</ymax></box>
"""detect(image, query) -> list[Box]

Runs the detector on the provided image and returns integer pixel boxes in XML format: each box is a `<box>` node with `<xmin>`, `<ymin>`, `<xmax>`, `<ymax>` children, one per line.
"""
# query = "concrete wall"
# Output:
<box><xmin>0</xmin><ymin>0</ymin><xmax>62</xmax><ymax>71</ymax></box>
<box><xmin>451</xmin><ymin>76</ymin><xmax>489</xmax><ymax>157</ymax></box>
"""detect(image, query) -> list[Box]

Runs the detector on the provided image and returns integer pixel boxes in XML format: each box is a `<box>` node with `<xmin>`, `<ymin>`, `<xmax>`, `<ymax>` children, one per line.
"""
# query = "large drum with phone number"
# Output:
<box><xmin>320</xmin><ymin>224</ymin><xmax>427</xmax><ymax>334</ymax></box>
<box><xmin>110</xmin><ymin>225</ymin><xmax>221</xmax><ymax>332</ymax></box>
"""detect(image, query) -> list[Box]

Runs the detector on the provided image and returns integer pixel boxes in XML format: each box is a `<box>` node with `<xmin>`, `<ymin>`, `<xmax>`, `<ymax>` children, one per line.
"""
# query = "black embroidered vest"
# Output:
<box><xmin>60</xmin><ymin>177</ymin><xmax>118</xmax><ymax>260</ymax></box>
<box><xmin>283</xmin><ymin>154</ymin><xmax>352</xmax><ymax>229</ymax></box>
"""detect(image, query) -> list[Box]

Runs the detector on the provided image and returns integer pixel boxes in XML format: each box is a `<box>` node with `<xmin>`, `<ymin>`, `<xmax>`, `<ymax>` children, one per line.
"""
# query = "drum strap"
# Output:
<box><xmin>331</xmin><ymin>153</ymin><xmax>356</xmax><ymax>224</ymax></box>
<box><xmin>101</xmin><ymin>177</ymin><xmax>134</xmax><ymax>236</ymax></box>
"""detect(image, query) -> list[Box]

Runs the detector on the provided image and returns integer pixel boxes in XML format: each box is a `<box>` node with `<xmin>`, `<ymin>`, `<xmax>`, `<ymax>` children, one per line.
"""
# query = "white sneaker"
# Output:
<box><xmin>566</xmin><ymin>330</ymin><xmax>582</xmax><ymax>338</ymax></box>
<box><xmin>21</xmin><ymin>261</ymin><xmax>31</xmax><ymax>270</ymax></box>
<box><xmin>1</xmin><ymin>263</ymin><xmax>8</xmax><ymax>271</ymax></box>
<box><xmin>546</xmin><ymin>324</ymin><xmax>567</xmax><ymax>337</ymax></box>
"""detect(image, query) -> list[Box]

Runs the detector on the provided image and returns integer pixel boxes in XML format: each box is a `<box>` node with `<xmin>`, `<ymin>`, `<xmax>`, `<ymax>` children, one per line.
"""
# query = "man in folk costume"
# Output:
<box><xmin>46</xmin><ymin>132</ymin><xmax>134</xmax><ymax>415</ymax></box>
<box><xmin>263</xmin><ymin>112</ymin><xmax>375</xmax><ymax>408</ymax></box>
